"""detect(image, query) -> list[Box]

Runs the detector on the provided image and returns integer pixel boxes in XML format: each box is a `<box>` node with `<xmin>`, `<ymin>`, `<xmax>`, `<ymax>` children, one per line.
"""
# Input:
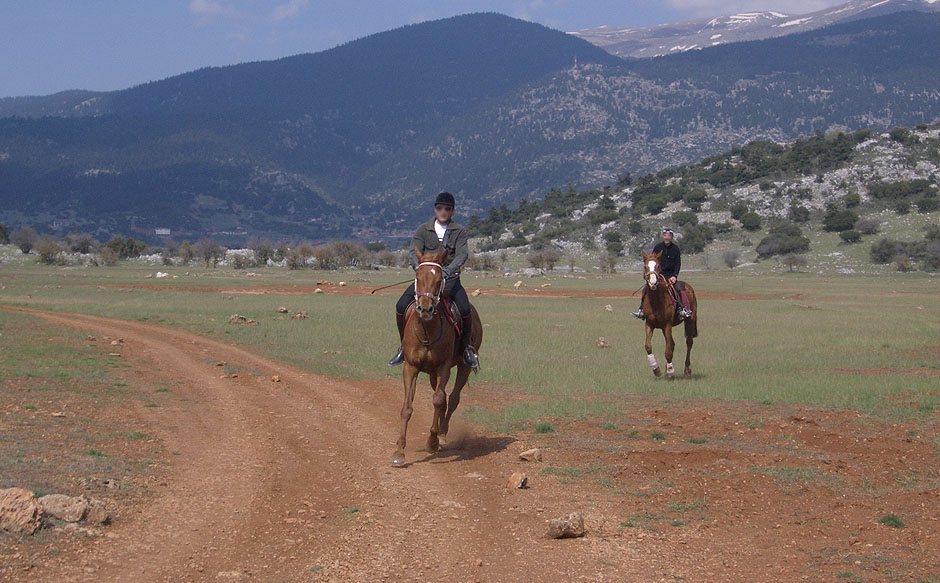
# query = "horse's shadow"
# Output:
<box><xmin>403</xmin><ymin>435</ymin><xmax>515</xmax><ymax>467</ymax></box>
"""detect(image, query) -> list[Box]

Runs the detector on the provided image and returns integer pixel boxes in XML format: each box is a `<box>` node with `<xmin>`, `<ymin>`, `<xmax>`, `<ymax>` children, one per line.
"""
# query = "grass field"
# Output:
<box><xmin>1</xmin><ymin>252</ymin><xmax>937</xmax><ymax>432</ymax></box>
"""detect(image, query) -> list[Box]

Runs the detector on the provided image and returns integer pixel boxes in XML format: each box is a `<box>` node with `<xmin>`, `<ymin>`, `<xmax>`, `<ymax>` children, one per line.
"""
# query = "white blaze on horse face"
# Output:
<box><xmin>647</xmin><ymin>260</ymin><xmax>658</xmax><ymax>286</ymax></box>
<box><xmin>430</xmin><ymin>268</ymin><xmax>436</xmax><ymax>275</ymax></box>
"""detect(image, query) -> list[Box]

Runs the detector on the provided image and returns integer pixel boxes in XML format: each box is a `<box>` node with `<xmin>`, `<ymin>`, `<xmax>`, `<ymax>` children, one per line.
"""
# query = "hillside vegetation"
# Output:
<box><xmin>468</xmin><ymin>124</ymin><xmax>940</xmax><ymax>274</ymax></box>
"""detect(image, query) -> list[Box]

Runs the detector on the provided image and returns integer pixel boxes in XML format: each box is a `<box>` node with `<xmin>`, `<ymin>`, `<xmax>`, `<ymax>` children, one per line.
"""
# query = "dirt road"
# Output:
<box><xmin>4</xmin><ymin>309</ymin><xmax>938</xmax><ymax>582</ymax></box>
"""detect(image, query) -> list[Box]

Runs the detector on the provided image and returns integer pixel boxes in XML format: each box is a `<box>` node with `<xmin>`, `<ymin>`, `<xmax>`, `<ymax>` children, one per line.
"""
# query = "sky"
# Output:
<box><xmin>1</xmin><ymin>0</ymin><xmax>846</xmax><ymax>98</ymax></box>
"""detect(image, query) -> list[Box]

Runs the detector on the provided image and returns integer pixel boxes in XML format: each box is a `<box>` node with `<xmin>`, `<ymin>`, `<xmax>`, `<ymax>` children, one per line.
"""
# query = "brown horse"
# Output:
<box><xmin>391</xmin><ymin>248</ymin><xmax>483</xmax><ymax>467</ymax></box>
<box><xmin>640</xmin><ymin>250</ymin><xmax>698</xmax><ymax>380</ymax></box>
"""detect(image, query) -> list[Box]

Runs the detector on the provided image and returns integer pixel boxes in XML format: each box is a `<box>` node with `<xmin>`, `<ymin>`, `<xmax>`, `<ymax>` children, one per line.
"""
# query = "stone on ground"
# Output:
<box><xmin>508</xmin><ymin>472</ymin><xmax>528</xmax><ymax>489</ymax></box>
<box><xmin>519</xmin><ymin>448</ymin><xmax>543</xmax><ymax>462</ymax></box>
<box><xmin>39</xmin><ymin>494</ymin><xmax>88</xmax><ymax>522</ymax></box>
<box><xmin>0</xmin><ymin>488</ymin><xmax>43</xmax><ymax>535</ymax></box>
<box><xmin>546</xmin><ymin>512</ymin><xmax>585</xmax><ymax>539</ymax></box>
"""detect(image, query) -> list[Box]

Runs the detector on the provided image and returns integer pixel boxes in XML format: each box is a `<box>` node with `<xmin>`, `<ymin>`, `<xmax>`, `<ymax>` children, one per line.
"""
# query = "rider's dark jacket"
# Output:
<box><xmin>408</xmin><ymin>219</ymin><xmax>468</xmax><ymax>277</ymax></box>
<box><xmin>653</xmin><ymin>241</ymin><xmax>681</xmax><ymax>279</ymax></box>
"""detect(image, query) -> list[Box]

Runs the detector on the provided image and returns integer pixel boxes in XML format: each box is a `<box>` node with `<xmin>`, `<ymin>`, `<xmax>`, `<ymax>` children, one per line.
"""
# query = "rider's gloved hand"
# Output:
<box><xmin>442</xmin><ymin>266</ymin><xmax>452</xmax><ymax>279</ymax></box>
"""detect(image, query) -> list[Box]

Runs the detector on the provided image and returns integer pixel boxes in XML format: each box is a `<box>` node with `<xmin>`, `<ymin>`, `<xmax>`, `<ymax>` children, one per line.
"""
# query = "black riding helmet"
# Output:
<box><xmin>435</xmin><ymin>192</ymin><xmax>456</xmax><ymax>208</ymax></box>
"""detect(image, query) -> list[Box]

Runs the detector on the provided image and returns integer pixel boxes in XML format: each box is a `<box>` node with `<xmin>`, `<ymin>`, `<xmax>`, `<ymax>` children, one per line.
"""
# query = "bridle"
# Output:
<box><xmin>415</xmin><ymin>261</ymin><xmax>445</xmax><ymax>309</ymax></box>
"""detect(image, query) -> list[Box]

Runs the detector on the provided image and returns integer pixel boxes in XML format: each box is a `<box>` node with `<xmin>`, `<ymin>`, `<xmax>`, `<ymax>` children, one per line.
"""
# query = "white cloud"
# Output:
<box><xmin>665</xmin><ymin>0</ymin><xmax>843</xmax><ymax>17</ymax></box>
<box><xmin>188</xmin><ymin>0</ymin><xmax>239</xmax><ymax>18</ymax></box>
<box><xmin>271</xmin><ymin>0</ymin><xmax>309</xmax><ymax>22</ymax></box>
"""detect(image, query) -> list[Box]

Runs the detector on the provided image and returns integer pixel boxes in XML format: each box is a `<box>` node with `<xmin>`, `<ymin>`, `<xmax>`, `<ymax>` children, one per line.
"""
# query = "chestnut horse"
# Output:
<box><xmin>391</xmin><ymin>248</ymin><xmax>483</xmax><ymax>467</ymax></box>
<box><xmin>640</xmin><ymin>250</ymin><xmax>698</xmax><ymax>380</ymax></box>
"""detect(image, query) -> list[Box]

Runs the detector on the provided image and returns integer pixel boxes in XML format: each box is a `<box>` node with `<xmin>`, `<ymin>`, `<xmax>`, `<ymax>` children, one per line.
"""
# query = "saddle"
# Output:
<box><xmin>405</xmin><ymin>299</ymin><xmax>462</xmax><ymax>336</ymax></box>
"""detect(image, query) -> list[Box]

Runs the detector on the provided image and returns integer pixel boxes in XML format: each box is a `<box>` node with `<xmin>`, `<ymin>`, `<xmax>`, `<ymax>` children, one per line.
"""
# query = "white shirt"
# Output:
<box><xmin>434</xmin><ymin>220</ymin><xmax>447</xmax><ymax>243</ymax></box>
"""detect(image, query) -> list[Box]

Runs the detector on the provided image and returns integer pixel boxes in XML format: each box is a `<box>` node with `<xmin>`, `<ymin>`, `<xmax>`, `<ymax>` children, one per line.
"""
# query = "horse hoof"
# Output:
<box><xmin>653</xmin><ymin>367</ymin><xmax>662</xmax><ymax>377</ymax></box>
<box><xmin>666</xmin><ymin>374</ymin><xmax>676</xmax><ymax>381</ymax></box>
<box><xmin>684</xmin><ymin>368</ymin><xmax>692</xmax><ymax>377</ymax></box>
<box><xmin>438</xmin><ymin>435</ymin><xmax>448</xmax><ymax>448</ymax></box>
<box><xmin>391</xmin><ymin>453</ymin><xmax>406</xmax><ymax>467</ymax></box>
<box><xmin>425</xmin><ymin>441</ymin><xmax>441</xmax><ymax>453</ymax></box>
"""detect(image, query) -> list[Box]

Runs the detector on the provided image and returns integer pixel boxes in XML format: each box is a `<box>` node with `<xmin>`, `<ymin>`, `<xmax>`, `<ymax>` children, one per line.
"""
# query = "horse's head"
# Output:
<box><xmin>642</xmin><ymin>250</ymin><xmax>663</xmax><ymax>290</ymax></box>
<box><xmin>414</xmin><ymin>248</ymin><xmax>447</xmax><ymax>321</ymax></box>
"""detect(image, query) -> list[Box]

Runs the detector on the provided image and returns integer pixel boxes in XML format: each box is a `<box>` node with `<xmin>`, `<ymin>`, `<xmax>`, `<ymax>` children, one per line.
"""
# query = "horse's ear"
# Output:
<box><xmin>652</xmin><ymin>250</ymin><xmax>662</xmax><ymax>259</ymax></box>
<box><xmin>429</xmin><ymin>249</ymin><xmax>447</xmax><ymax>264</ymax></box>
<box><xmin>641</xmin><ymin>250</ymin><xmax>648</xmax><ymax>260</ymax></box>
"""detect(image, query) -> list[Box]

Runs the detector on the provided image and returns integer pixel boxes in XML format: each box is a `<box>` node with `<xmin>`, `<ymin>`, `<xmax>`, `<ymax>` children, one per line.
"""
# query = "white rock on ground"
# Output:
<box><xmin>0</xmin><ymin>488</ymin><xmax>43</xmax><ymax>534</ymax></box>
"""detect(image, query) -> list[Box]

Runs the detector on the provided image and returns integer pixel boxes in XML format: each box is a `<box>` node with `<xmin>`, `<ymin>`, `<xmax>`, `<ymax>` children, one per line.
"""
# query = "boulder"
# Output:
<box><xmin>513</xmin><ymin>280</ymin><xmax>524</xmax><ymax>289</ymax></box>
<box><xmin>39</xmin><ymin>494</ymin><xmax>88</xmax><ymax>522</ymax></box>
<box><xmin>518</xmin><ymin>448</ymin><xmax>543</xmax><ymax>462</ymax></box>
<box><xmin>471</xmin><ymin>289</ymin><xmax>483</xmax><ymax>297</ymax></box>
<box><xmin>546</xmin><ymin>512</ymin><xmax>585</xmax><ymax>539</ymax></box>
<box><xmin>595</xmin><ymin>337</ymin><xmax>611</xmax><ymax>349</ymax></box>
<box><xmin>0</xmin><ymin>488</ymin><xmax>43</xmax><ymax>534</ymax></box>
<box><xmin>604</xmin><ymin>304</ymin><xmax>614</xmax><ymax>312</ymax></box>
<box><xmin>276</xmin><ymin>306</ymin><xmax>289</xmax><ymax>313</ymax></box>
<box><xmin>508</xmin><ymin>472</ymin><xmax>528</xmax><ymax>489</ymax></box>
<box><xmin>83</xmin><ymin>499</ymin><xmax>111</xmax><ymax>525</ymax></box>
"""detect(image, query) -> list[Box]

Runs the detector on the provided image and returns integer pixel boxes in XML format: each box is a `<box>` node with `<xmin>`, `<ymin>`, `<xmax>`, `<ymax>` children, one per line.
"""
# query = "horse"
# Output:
<box><xmin>391</xmin><ymin>248</ymin><xmax>483</xmax><ymax>467</ymax></box>
<box><xmin>640</xmin><ymin>249</ymin><xmax>698</xmax><ymax>380</ymax></box>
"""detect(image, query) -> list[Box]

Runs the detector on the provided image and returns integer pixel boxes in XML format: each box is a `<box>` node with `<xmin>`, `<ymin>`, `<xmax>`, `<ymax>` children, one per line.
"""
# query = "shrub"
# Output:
<box><xmin>0</xmin><ymin>222</ymin><xmax>8</xmax><ymax>244</ymax></box>
<box><xmin>526</xmin><ymin>251</ymin><xmax>545</xmax><ymax>270</ymax></box>
<box><xmin>194</xmin><ymin>238</ymin><xmax>224</xmax><ymax>267</ymax></box>
<box><xmin>870</xmin><ymin>238</ymin><xmax>903</xmax><ymax>263</ymax></box>
<box><xmin>925</xmin><ymin>224</ymin><xmax>940</xmax><ymax>241</ymax></box>
<box><xmin>730</xmin><ymin>203</ymin><xmax>749</xmax><ymax>221</ymax></box>
<box><xmin>313</xmin><ymin>245</ymin><xmax>335</xmax><ymax>269</ymax></box>
<box><xmin>11</xmin><ymin>227</ymin><xmax>38</xmax><ymax>254</ymax></box>
<box><xmin>839</xmin><ymin>230</ymin><xmax>861</xmax><ymax>244</ymax></box>
<box><xmin>788</xmin><ymin>203</ymin><xmax>810</xmax><ymax>223</ymax></box>
<box><xmin>35</xmin><ymin>237</ymin><xmax>63</xmax><ymax>265</ymax></box>
<box><xmin>713</xmin><ymin>221</ymin><xmax>734</xmax><ymax>234</ymax></box>
<box><xmin>331</xmin><ymin>241</ymin><xmax>369</xmax><ymax>267</ymax></box>
<box><xmin>645</xmin><ymin>196</ymin><xmax>667</xmax><ymax>215</ymax></box>
<box><xmin>916</xmin><ymin>197</ymin><xmax>940</xmax><ymax>213</ymax></box>
<box><xmin>106</xmin><ymin>235</ymin><xmax>147</xmax><ymax>259</ymax></box>
<box><xmin>98</xmin><ymin>247</ymin><xmax>118</xmax><ymax>266</ymax></box>
<box><xmin>854</xmin><ymin>218</ymin><xmax>880</xmax><ymax>235</ymax></box>
<box><xmin>894</xmin><ymin>254</ymin><xmax>913</xmax><ymax>272</ymax></box>
<box><xmin>823</xmin><ymin>208</ymin><xmax>859</xmax><ymax>232</ymax></box>
<box><xmin>757</xmin><ymin>223</ymin><xmax>810</xmax><ymax>258</ymax></box>
<box><xmin>178</xmin><ymin>241</ymin><xmax>195</xmax><ymax>264</ymax></box>
<box><xmin>723</xmin><ymin>250</ymin><xmax>740</xmax><ymax>270</ymax></box>
<box><xmin>251</xmin><ymin>239</ymin><xmax>274</xmax><ymax>265</ymax></box>
<box><xmin>542</xmin><ymin>248</ymin><xmax>562</xmax><ymax>271</ymax></box>
<box><xmin>740</xmin><ymin>212</ymin><xmax>762</xmax><ymax>232</ymax></box>
<box><xmin>64</xmin><ymin>232</ymin><xmax>96</xmax><ymax>254</ymax></box>
<box><xmin>377</xmin><ymin>250</ymin><xmax>397</xmax><ymax>267</ymax></box>
<box><xmin>232</xmin><ymin>254</ymin><xmax>253</xmax><ymax>269</ymax></box>
<box><xmin>781</xmin><ymin>254</ymin><xmax>807</xmax><ymax>272</ymax></box>
<box><xmin>923</xmin><ymin>241</ymin><xmax>940</xmax><ymax>270</ymax></box>
<box><xmin>682</xmin><ymin>224</ymin><xmax>715</xmax><ymax>253</ymax></box>
<box><xmin>895</xmin><ymin>200</ymin><xmax>910</xmax><ymax>215</ymax></box>
<box><xmin>599</xmin><ymin>253</ymin><xmax>617</xmax><ymax>274</ymax></box>
<box><xmin>844</xmin><ymin>191</ymin><xmax>861</xmax><ymax>208</ymax></box>
<box><xmin>672</xmin><ymin>210</ymin><xmax>698</xmax><ymax>227</ymax></box>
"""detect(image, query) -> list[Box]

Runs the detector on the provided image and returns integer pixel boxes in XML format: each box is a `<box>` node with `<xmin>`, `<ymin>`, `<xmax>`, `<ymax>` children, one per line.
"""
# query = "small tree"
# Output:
<box><xmin>542</xmin><ymin>248</ymin><xmax>562</xmax><ymax>272</ymax></box>
<box><xmin>854</xmin><ymin>218</ymin><xmax>880</xmax><ymax>235</ymax></box>
<box><xmin>313</xmin><ymin>245</ymin><xmax>335</xmax><ymax>269</ymax></box>
<box><xmin>894</xmin><ymin>254</ymin><xmax>913</xmax><ymax>272</ymax></box>
<box><xmin>839</xmin><ymin>230</ymin><xmax>862</xmax><ymax>244</ymax></box>
<box><xmin>11</xmin><ymin>226</ymin><xmax>38</xmax><ymax>254</ymax></box>
<box><xmin>195</xmin><ymin>238</ymin><xmax>224</xmax><ymax>267</ymax></box>
<box><xmin>64</xmin><ymin>232</ymin><xmax>96</xmax><ymax>254</ymax></box>
<box><xmin>599</xmin><ymin>253</ymin><xmax>617</xmax><ymax>274</ymax></box>
<box><xmin>526</xmin><ymin>251</ymin><xmax>546</xmax><ymax>270</ymax></box>
<box><xmin>781</xmin><ymin>253</ymin><xmax>807</xmax><ymax>272</ymax></box>
<box><xmin>0</xmin><ymin>222</ymin><xmax>9</xmax><ymax>244</ymax></box>
<box><xmin>723</xmin><ymin>250</ymin><xmax>740</xmax><ymax>270</ymax></box>
<box><xmin>178</xmin><ymin>241</ymin><xmax>195</xmax><ymax>265</ymax></box>
<box><xmin>98</xmin><ymin>247</ymin><xmax>118</xmax><ymax>266</ymax></box>
<box><xmin>740</xmin><ymin>212</ymin><xmax>762</xmax><ymax>231</ymax></box>
<box><xmin>251</xmin><ymin>239</ymin><xmax>274</xmax><ymax>266</ymax></box>
<box><xmin>35</xmin><ymin>236</ymin><xmax>63</xmax><ymax>265</ymax></box>
<box><xmin>297</xmin><ymin>244</ymin><xmax>315</xmax><ymax>267</ymax></box>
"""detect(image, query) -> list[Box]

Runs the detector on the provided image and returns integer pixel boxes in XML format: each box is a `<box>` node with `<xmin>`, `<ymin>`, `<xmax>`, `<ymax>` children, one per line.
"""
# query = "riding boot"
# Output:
<box><xmin>388</xmin><ymin>312</ymin><xmax>406</xmax><ymax>366</ymax></box>
<box><xmin>680</xmin><ymin>290</ymin><xmax>692</xmax><ymax>314</ymax></box>
<box><xmin>460</xmin><ymin>314</ymin><xmax>479</xmax><ymax>370</ymax></box>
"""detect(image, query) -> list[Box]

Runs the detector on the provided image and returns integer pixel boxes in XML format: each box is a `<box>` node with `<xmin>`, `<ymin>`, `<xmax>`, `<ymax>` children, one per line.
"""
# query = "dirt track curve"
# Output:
<box><xmin>5</xmin><ymin>309</ymin><xmax>595</xmax><ymax>583</ymax></box>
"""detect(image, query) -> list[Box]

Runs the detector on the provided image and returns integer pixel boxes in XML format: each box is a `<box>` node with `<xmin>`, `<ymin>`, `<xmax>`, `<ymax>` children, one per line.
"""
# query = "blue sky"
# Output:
<box><xmin>1</xmin><ymin>0</ymin><xmax>844</xmax><ymax>97</ymax></box>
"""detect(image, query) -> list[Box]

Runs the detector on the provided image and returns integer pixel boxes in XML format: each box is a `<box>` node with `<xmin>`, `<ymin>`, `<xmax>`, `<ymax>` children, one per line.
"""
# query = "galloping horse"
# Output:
<box><xmin>640</xmin><ymin>250</ymin><xmax>698</xmax><ymax>380</ymax></box>
<box><xmin>391</xmin><ymin>248</ymin><xmax>483</xmax><ymax>467</ymax></box>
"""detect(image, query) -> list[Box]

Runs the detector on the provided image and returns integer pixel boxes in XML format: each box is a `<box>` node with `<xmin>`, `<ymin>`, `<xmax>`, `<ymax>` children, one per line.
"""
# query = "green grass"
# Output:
<box><xmin>878</xmin><ymin>514</ymin><xmax>905</xmax><ymax>528</ymax></box>
<box><xmin>688</xmin><ymin>436</ymin><xmax>707</xmax><ymax>444</ymax></box>
<box><xmin>651</xmin><ymin>431</ymin><xmax>666</xmax><ymax>441</ymax></box>
<box><xmin>1</xmin><ymin>261</ymin><xmax>938</xmax><ymax>427</ymax></box>
<box><xmin>85</xmin><ymin>449</ymin><xmax>107</xmax><ymax>458</ymax></box>
<box><xmin>534</xmin><ymin>421</ymin><xmax>556</xmax><ymax>434</ymax></box>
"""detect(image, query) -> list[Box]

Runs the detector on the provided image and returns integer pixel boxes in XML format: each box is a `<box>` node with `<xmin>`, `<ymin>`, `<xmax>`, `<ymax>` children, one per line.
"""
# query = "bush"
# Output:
<box><xmin>894</xmin><ymin>254</ymin><xmax>913</xmax><ymax>272</ymax></box>
<box><xmin>35</xmin><ymin>237</ymin><xmax>63</xmax><ymax>265</ymax></box>
<box><xmin>925</xmin><ymin>224</ymin><xmax>940</xmax><ymax>241</ymax></box>
<box><xmin>682</xmin><ymin>224</ymin><xmax>715</xmax><ymax>253</ymax></box>
<box><xmin>756</xmin><ymin>223</ymin><xmax>810</xmax><ymax>258</ymax></box>
<box><xmin>844</xmin><ymin>191</ymin><xmax>861</xmax><ymax>208</ymax></box>
<box><xmin>599</xmin><ymin>253</ymin><xmax>617</xmax><ymax>274</ymax></box>
<box><xmin>251</xmin><ymin>239</ymin><xmax>274</xmax><ymax>265</ymax></box>
<box><xmin>671</xmin><ymin>210</ymin><xmax>698</xmax><ymax>227</ymax></box>
<box><xmin>923</xmin><ymin>241</ymin><xmax>940</xmax><ymax>270</ymax></box>
<box><xmin>730</xmin><ymin>203</ymin><xmax>749</xmax><ymax>221</ymax></box>
<box><xmin>194</xmin><ymin>238</ymin><xmax>224</xmax><ymax>267</ymax></box>
<box><xmin>916</xmin><ymin>197</ymin><xmax>940</xmax><ymax>213</ymax></box>
<box><xmin>723</xmin><ymin>250</ymin><xmax>740</xmax><ymax>270</ymax></box>
<box><xmin>854</xmin><ymin>218</ymin><xmax>880</xmax><ymax>235</ymax></box>
<box><xmin>839</xmin><ymin>230</ymin><xmax>861</xmax><ymax>244</ymax></box>
<box><xmin>895</xmin><ymin>200</ymin><xmax>910</xmax><ymax>215</ymax></box>
<box><xmin>106</xmin><ymin>235</ymin><xmax>147</xmax><ymax>259</ymax></box>
<box><xmin>781</xmin><ymin>254</ymin><xmax>807</xmax><ymax>272</ymax></box>
<box><xmin>788</xmin><ymin>203</ymin><xmax>810</xmax><ymax>223</ymax></box>
<box><xmin>870</xmin><ymin>238</ymin><xmax>903</xmax><ymax>263</ymax></box>
<box><xmin>64</xmin><ymin>232</ymin><xmax>96</xmax><ymax>254</ymax></box>
<box><xmin>178</xmin><ymin>241</ymin><xmax>195</xmax><ymax>265</ymax></box>
<box><xmin>645</xmin><ymin>196</ymin><xmax>667</xmax><ymax>215</ymax></box>
<box><xmin>823</xmin><ymin>208</ymin><xmax>859</xmax><ymax>232</ymax></box>
<box><xmin>330</xmin><ymin>241</ymin><xmax>369</xmax><ymax>267</ymax></box>
<box><xmin>377</xmin><ymin>250</ymin><xmax>397</xmax><ymax>267</ymax></box>
<box><xmin>232</xmin><ymin>254</ymin><xmax>253</xmax><ymax>269</ymax></box>
<box><xmin>740</xmin><ymin>212</ymin><xmax>762</xmax><ymax>231</ymax></box>
<box><xmin>11</xmin><ymin>227</ymin><xmax>38</xmax><ymax>254</ymax></box>
<box><xmin>0</xmin><ymin>222</ymin><xmax>8</xmax><ymax>244</ymax></box>
<box><xmin>313</xmin><ymin>245</ymin><xmax>335</xmax><ymax>269</ymax></box>
<box><xmin>98</xmin><ymin>247</ymin><xmax>118</xmax><ymax>266</ymax></box>
<box><xmin>526</xmin><ymin>251</ymin><xmax>545</xmax><ymax>270</ymax></box>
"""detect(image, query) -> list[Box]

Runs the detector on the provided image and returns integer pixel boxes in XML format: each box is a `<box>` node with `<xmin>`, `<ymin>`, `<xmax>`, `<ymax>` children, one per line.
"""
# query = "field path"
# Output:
<box><xmin>7</xmin><ymin>308</ymin><xmax>593</xmax><ymax>583</ymax></box>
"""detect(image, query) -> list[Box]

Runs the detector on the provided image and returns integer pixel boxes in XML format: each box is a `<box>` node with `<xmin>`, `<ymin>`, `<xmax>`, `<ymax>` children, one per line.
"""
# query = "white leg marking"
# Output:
<box><xmin>647</xmin><ymin>354</ymin><xmax>658</xmax><ymax>370</ymax></box>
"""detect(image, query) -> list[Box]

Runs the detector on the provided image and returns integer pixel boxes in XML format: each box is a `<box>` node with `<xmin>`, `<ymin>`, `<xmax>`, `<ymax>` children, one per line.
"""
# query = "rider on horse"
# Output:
<box><xmin>633</xmin><ymin>228</ymin><xmax>693</xmax><ymax>321</ymax></box>
<box><xmin>389</xmin><ymin>192</ymin><xmax>480</xmax><ymax>370</ymax></box>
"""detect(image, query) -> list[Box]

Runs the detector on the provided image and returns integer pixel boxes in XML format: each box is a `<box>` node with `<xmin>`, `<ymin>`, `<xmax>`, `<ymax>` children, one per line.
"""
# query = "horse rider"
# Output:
<box><xmin>633</xmin><ymin>228</ymin><xmax>694</xmax><ymax>321</ymax></box>
<box><xmin>389</xmin><ymin>192</ymin><xmax>480</xmax><ymax>370</ymax></box>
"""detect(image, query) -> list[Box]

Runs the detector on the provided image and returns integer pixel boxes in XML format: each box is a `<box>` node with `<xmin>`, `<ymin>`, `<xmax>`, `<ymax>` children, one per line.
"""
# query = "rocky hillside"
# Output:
<box><xmin>571</xmin><ymin>0</ymin><xmax>940</xmax><ymax>58</ymax></box>
<box><xmin>467</xmin><ymin>124</ymin><xmax>940</xmax><ymax>274</ymax></box>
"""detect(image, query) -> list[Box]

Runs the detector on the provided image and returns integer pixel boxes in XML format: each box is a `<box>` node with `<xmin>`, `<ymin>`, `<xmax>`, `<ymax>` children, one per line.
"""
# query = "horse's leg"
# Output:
<box><xmin>645</xmin><ymin>323</ymin><xmax>661</xmax><ymax>377</ymax></box>
<box><xmin>684</xmin><ymin>328</ymin><xmax>694</xmax><ymax>377</ymax></box>
<box><xmin>426</xmin><ymin>365</ymin><xmax>451</xmax><ymax>453</ymax></box>
<box><xmin>391</xmin><ymin>363</ymin><xmax>419</xmax><ymax>466</ymax></box>
<box><xmin>663</xmin><ymin>325</ymin><xmax>676</xmax><ymax>380</ymax></box>
<box><xmin>440</xmin><ymin>364</ymin><xmax>471</xmax><ymax>446</ymax></box>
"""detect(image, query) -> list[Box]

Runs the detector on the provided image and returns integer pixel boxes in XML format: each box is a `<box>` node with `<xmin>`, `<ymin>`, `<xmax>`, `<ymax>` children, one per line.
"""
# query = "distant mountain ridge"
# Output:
<box><xmin>571</xmin><ymin>0</ymin><xmax>940</xmax><ymax>58</ymax></box>
<box><xmin>0</xmin><ymin>11</ymin><xmax>938</xmax><ymax>243</ymax></box>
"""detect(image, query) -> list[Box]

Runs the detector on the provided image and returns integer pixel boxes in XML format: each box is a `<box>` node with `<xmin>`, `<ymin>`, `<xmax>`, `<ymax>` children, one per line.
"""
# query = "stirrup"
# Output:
<box><xmin>463</xmin><ymin>346</ymin><xmax>479</xmax><ymax>370</ymax></box>
<box><xmin>632</xmin><ymin>308</ymin><xmax>645</xmax><ymax>320</ymax></box>
<box><xmin>388</xmin><ymin>346</ymin><xmax>404</xmax><ymax>367</ymax></box>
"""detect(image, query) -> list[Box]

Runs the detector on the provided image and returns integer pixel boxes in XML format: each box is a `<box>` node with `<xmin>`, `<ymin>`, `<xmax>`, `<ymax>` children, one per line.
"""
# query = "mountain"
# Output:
<box><xmin>0</xmin><ymin>11</ymin><xmax>938</xmax><ymax>243</ymax></box>
<box><xmin>571</xmin><ymin>0</ymin><xmax>940</xmax><ymax>59</ymax></box>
